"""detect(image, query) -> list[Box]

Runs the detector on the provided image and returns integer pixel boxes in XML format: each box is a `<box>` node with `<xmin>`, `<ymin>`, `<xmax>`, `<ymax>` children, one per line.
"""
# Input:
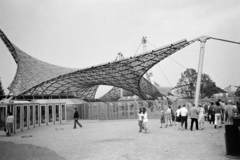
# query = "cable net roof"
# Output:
<box><xmin>0</xmin><ymin>29</ymin><xmax>196</xmax><ymax>100</ymax></box>
<box><xmin>99</xmin><ymin>77</ymin><xmax>163</xmax><ymax>101</ymax></box>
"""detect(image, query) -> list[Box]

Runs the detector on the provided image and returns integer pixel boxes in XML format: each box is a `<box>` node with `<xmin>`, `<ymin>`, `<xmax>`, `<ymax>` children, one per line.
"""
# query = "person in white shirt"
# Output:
<box><xmin>180</xmin><ymin>105</ymin><xmax>188</xmax><ymax>130</ymax></box>
<box><xmin>142</xmin><ymin>108</ymin><xmax>149</xmax><ymax>133</ymax></box>
<box><xmin>6</xmin><ymin>112</ymin><xmax>14</xmax><ymax>136</ymax></box>
<box><xmin>175</xmin><ymin>106</ymin><xmax>181</xmax><ymax>130</ymax></box>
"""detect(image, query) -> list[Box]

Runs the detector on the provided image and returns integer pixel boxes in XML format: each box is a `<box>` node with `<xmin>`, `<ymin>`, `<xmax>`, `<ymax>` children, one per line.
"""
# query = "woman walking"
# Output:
<box><xmin>175</xmin><ymin>106</ymin><xmax>181</xmax><ymax>130</ymax></box>
<box><xmin>214</xmin><ymin>101</ymin><xmax>222</xmax><ymax>129</ymax></box>
<box><xmin>198</xmin><ymin>105</ymin><xmax>205</xmax><ymax>130</ymax></box>
<box><xmin>160</xmin><ymin>108</ymin><xmax>166</xmax><ymax>128</ymax></box>
<box><xmin>142</xmin><ymin>108</ymin><xmax>149</xmax><ymax>133</ymax></box>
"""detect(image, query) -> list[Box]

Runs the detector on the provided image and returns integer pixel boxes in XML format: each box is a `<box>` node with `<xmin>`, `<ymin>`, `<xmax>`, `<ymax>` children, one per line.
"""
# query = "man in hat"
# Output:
<box><xmin>73</xmin><ymin>107</ymin><xmax>82</xmax><ymax>129</ymax></box>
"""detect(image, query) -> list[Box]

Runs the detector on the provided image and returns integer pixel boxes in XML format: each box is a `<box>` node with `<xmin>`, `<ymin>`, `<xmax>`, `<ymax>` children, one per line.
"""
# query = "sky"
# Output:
<box><xmin>0</xmin><ymin>0</ymin><xmax>240</xmax><ymax>98</ymax></box>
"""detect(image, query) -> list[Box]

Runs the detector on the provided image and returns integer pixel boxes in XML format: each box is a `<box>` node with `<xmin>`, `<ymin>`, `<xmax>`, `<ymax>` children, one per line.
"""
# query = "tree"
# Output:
<box><xmin>235</xmin><ymin>86</ymin><xmax>240</xmax><ymax>97</ymax></box>
<box><xmin>176</xmin><ymin>68</ymin><xmax>197</xmax><ymax>99</ymax></box>
<box><xmin>176</xmin><ymin>68</ymin><xmax>225</xmax><ymax>99</ymax></box>
<box><xmin>0</xmin><ymin>78</ymin><xmax>5</xmax><ymax>95</ymax></box>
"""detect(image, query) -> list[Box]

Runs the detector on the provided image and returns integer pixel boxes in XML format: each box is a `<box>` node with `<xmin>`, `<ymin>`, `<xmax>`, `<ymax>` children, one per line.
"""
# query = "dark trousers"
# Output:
<box><xmin>210</xmin><ymin>114</ymin><xmax>215</xmax><ymax>124</ymax></box>
<box><xmin>181</xmin><ymin>116</ymin><xmax>188</xmax><ymax>129</ymax></box>
<box><xmin>225</xmin><ymin>112</ymin><xmax>228</xmax><ymax>122</ymax></box>
<box><xmin>207</xmin><ymin>113</ymin><xmax>210</xmax><ymax>122</ymax></box>
<box><xmin>73</xmin><ymin>118</ymin><xmax>82</xmax><ymax>128</ymax></box>
<box><xmin>190</xmin><ymin>118</ymin><xmax>198</xmax><ymax>130</ymax></box>
<box><xmin>221</xmin><ymin>109</ymin><xmax>224</xmax><ymax>122</ymax></box>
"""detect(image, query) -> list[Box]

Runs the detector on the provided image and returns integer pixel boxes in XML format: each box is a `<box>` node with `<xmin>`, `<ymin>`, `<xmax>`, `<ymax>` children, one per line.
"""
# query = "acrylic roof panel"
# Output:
<box><xmin>0</xmin><ymin>29</ymin><xmax>196</xmax><ymax>100</ymax></box>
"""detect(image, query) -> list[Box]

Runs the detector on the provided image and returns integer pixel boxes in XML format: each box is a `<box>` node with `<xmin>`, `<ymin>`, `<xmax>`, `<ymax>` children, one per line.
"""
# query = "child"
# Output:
<box><xmin>138</xmin><ymin>108</ymin><xmax>143</xmax><ymax>132</ymax></box>
<box><xmin>160</xmin><ymin>108</ymin><xmax>166</xmax><ymax>128</ymax></box>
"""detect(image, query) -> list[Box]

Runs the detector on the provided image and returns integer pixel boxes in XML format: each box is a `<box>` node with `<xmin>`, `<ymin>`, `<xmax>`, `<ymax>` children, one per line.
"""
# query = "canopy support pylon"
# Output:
<box><xmin>194</xmin><ymin>36</ymin><xmax>210</xmax><ymax>107</ymax></box>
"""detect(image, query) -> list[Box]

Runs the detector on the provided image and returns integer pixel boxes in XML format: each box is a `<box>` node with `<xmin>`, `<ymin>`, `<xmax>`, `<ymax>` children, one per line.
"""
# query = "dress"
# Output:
<box><xmin>198</xmin><ymin>107</ymin><xmax>205</xmax><ymax>122</ymax></box>
<box><xmin>176</xmin><ymin>109</ymin><xmax>181</xmax><ymax>122</ymax></box>
<box><xmin>160</xmin><ymin>111</ymin><xmax>165</xmax><ymax>123</ymax></box>
<box><xmin>165</xmin><ymin>108</ymin><xmax>171</xmax><ymax>121</ymax></box>
<box><xmin>138</xmin><ymin>112</ymin><xmax>143</xmax><ymax>127</ymax></box>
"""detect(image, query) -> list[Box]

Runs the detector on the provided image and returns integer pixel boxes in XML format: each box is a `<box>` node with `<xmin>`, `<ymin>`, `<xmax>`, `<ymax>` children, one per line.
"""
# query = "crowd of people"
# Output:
<box><xmin>138</xmin><ymin>99</ymin><xmax>240</xmax><ymax>132</ymax></box>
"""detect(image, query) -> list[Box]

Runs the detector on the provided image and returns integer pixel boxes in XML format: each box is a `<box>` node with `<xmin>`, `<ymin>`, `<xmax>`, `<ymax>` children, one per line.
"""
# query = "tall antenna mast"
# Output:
<box><xmin>142</xmin><ymin>37</ymin><xmax>147</xmax><ymax>52</ymax></box>
<box><xmin>142</xmin><ymin>37</ymin><xmax>154</xmax><ymax>85</ymax></box>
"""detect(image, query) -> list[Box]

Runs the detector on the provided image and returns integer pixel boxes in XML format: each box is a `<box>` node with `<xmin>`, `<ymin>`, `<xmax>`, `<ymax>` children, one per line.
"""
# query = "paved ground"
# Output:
<box><xmin>0</xmin><ymin>119</ymin><xmax>237</xmax><ymax>160</ymax></box>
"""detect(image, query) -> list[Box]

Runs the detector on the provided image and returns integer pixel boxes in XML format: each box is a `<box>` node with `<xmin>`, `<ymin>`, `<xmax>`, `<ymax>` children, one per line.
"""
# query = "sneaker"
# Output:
<box><xmin>214</xmin><ymin>125</ymin><xmax>216</xmax><ymax>129</ymax></box>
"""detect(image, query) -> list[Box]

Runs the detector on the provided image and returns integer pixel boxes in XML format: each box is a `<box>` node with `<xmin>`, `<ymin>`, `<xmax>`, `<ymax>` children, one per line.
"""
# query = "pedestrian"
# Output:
<box><xmin>175</xmin><ymin>106</ymin><xmax>181</xmax><ymax>130</ymax></box>
<box><xmin>170</xmin><ymin>106</ymin><xmax>175</xmax><ymax>126</ymax></box>
<box><xmin>225</xmin><ymin>100</ymin><xmax>238</xmax><ymax>124</ymax></box>
<box><xmin>208</xmin><ymin>102</ymin><xmax>215</xmax><ymax>124</ymax></box>
<box><xmin>73</xmin><ymin>107</ymin><xmax>82</xmax><ymax>129</ymax></box>
<box><xmin>180</xmin><ymin>104</ymin><xmax>188</xmax><ymax>131</ymax></box>
<box><xmin>237</xmin><ymin>100</ymin><xmax>240</xmax><ymax>114</ymax></box>
<box><xmin>203</xmin><ymin>102</ymin><xmax>209</xmax><ymax>121</ymax></box>
<box><xmin>5</xmin><ymin>111</ymin><xmax>14</xmax><ymax>136</ymax></box>
<box><xmin>189</xmin><ymin>105</ymin><xmax>199</xmax><ymax>131</ymax></box>
<box><xmin>142</xmin><ymin>108</ymin><xmax>149</xmax><ymax>133</ymax></box>
<box><xmin>213</xmin><ymin>101</ymin><xmax>222</xmax><ymax>129</ymax></box>
<box><xmin>138</xmin><ymin>108</ymin><xmax>143</xmax><ymax>132</ymax></box>
<box><xmin>160</xmin><ymin>108</ymin><xmax>166</xmax><ymax>128</ymax></box>
<box><xmin>198</xmin><ymin>105</ymin><xmax>205</xmax><ymax>130</ymax></box>
<box><xmin>165</xmin><ymin>106</ymin><xmax>172</xmax><ymax>127</ymax></box>
<box><xmin>224</xmin><ymin>102</ymin><xmax>228</xmax><ymax>122</ymax></box>
<box><xmin>218</xmin><ymin>99</ymin><xmax>225</xmax><ymax>124</ymax></box>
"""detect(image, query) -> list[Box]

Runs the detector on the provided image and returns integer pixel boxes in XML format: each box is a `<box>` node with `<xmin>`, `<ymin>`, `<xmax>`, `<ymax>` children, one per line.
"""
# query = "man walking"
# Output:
<box><xmin>73</xmin><ymin>107</ymin><xmax>82</xmax><ymax>129</ymax></box>
<box><xmin>225</xmin><ymin>100</ymin><xmax>238</xmax><ymax>124</ymax></box>
<box><xmin>189</xmin><ymin>105</ymin><xmax>199</xmax><ymax>131</ymax></box>
<box><xmin>180</xmin><ymin>105</ymin><xmax>188</xmax><ymax>131</ymax></box>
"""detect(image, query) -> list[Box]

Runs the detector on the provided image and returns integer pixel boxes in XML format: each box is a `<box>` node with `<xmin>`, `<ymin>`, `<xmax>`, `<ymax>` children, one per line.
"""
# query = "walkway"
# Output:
<box><xmin>0</xmin><ymin>119</ymin><xmax>232</xmax><ymax>160</ymax></box>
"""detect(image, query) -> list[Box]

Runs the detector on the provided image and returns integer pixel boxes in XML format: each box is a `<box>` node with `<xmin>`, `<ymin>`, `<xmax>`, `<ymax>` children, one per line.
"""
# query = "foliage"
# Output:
<box><xmin>176</xmin><ymin>68</ymin><xmax>225</xmax><ymax>99</ymax></box>
<box><xmin>176</xmin><ymin>68</ymin><xmax>197</xmax><ymax>99</ymax></box>
<box><xmin>0</xmin><ymin>78</ymin><xmax>5</xmax><ymax>95</ymax></box>
<box><xmin>235</xmin><ymin>87</ymin><xmax>240</xmax><ymax>97</ymax></box>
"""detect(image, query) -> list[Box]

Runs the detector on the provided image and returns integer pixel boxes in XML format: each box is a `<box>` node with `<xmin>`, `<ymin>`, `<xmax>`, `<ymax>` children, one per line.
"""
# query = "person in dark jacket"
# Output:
<box><xmin>189</xmin><ymin>105</ymin><xmax>199</xmax><ymax>131</ymax></box>
<box><xmin>73</xmin><ymin>107</ymin><xmax>82</xmax><ymax>129</ymax></box>
<box><xmin>208</xmin><ymin>102</ymin><xmax>215</xmax><ymax>124</ymax></box>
